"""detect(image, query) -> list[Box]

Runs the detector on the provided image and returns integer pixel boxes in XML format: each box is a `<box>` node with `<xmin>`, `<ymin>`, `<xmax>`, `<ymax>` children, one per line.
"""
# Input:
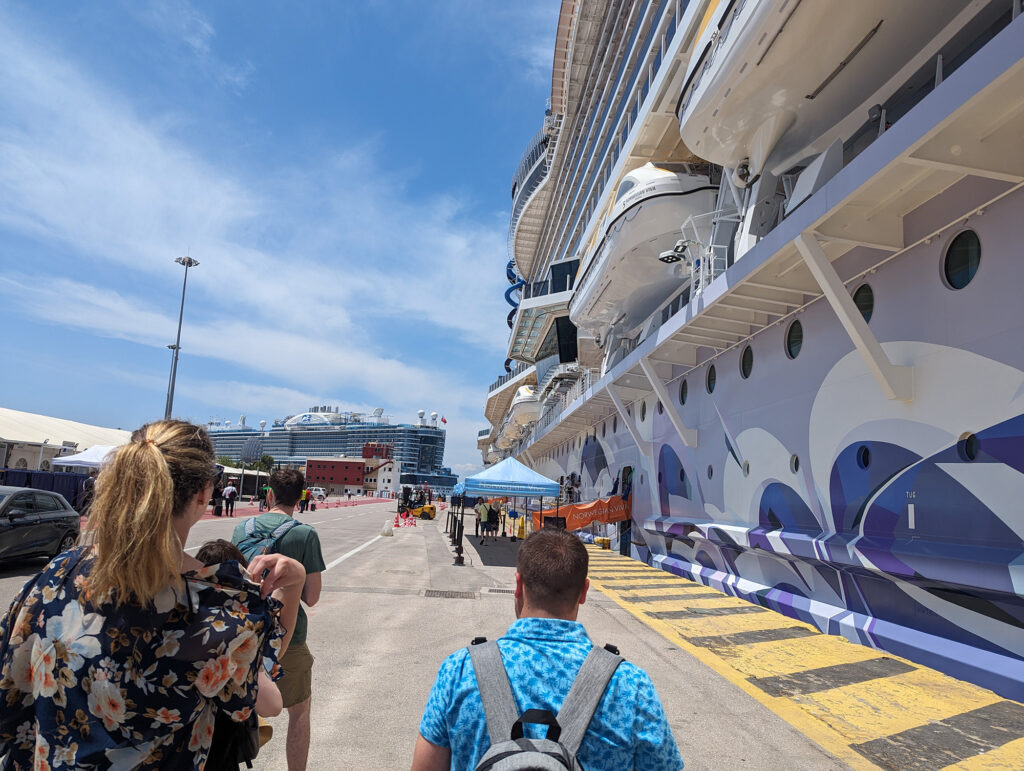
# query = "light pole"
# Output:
<box><xmin>164</xmin><ymin>256</ymin><xmax>199</xmax><ymax>420</ymax></box>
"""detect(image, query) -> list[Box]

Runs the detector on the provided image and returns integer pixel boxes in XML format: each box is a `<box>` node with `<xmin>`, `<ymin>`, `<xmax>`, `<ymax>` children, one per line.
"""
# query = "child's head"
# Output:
<box><xmin>196</xmin><ymin>538</ymin><xmax>249</xmax><ymax>567</ymax></box>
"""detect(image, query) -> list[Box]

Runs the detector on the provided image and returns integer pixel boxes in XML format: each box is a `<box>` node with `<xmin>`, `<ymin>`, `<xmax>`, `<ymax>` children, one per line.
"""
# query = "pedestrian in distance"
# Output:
<box><xmin>79</xmin><ymin>467</ymin><xmax>98</xmax><ymax>515</ymax></box>
<box><xmin>0</xmin><ymin>420</ymin><xmax>306</xmax><ymax>769</ymax></box>
<box><xmin>411</xmin><ymin>528</ymin><xmax>684</xmax><ymax>771</ymax></box>
<box><xmin>223</xmin><ymin>479</ymin><xmax>238</xmax><ymax>517</ymax></box>
<box><xmin>212</xmin><ymin>477</ymin><xmax>224</xmax><ymax>517</ymax></box>
<box><xmin>258</xmin><ymin>483</ymin><xmax>268</xmax><ymax>512</ymax></box>
<box><xmin>232</xmin><ymin>468</ymin><xmax>325</xmax><ymax>771</ymax></box>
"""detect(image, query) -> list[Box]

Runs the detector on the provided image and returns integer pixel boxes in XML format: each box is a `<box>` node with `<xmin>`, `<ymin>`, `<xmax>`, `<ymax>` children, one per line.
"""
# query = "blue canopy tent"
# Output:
<box><xmin>462</xmin><ymin>457</ymin><xmax>559</xmax><ymax>498</ymax></box>
<box><xmin>448</xmin><ymin>459</ymin><xmax>561</xmax><ymax>561</ymax></box>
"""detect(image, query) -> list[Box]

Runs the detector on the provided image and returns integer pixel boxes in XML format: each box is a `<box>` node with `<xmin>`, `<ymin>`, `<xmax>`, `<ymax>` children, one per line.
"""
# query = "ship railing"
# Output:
<box><xmin>488</xmin><ymin>362</ymin><xmax>530</xmax><ymax>393</ymax></box>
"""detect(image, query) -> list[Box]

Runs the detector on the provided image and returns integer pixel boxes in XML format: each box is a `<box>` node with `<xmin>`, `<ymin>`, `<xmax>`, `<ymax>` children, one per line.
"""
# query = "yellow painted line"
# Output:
<box><xmin>944</xmin><ymin>737</ymin><xmax>1024</xmax><ymax>769</ymax></box>
<box><xmin>797</xmin><ymin>668</ymin><xmax>1003</xmax><ymax>744</ymax></box>
<box><xmin>589</xmin><ymin>576</ymin><xmax>881</xmax><ymax>770</ymax></box>
<box><xmin>713</xmin><ymin>633</ymin><xmax>885</xmax><ymax>679</ymax></box>
<box><xmin>648</xmin><ymin>602</ymin><xmax>812</xmax><ymax>638</ymax></box>
<box><xmin>611</xmin><ymin>586</ymin><xmax>716</xmax><ymax>596</ymax></box>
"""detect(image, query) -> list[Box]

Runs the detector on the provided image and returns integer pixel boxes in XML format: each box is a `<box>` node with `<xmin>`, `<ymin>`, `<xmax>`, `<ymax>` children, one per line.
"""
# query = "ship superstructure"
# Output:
<box><xmin>482</xmin><ymin>0</ymin><xmax>1024</xmax><ymax>700</ymax></box>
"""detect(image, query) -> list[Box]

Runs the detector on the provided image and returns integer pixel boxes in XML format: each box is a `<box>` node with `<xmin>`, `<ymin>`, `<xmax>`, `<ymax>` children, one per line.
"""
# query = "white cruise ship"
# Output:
<box><xmin>481</xmin><ymin>0</ymin><xmax>1024</xmax><ymax>701</ymax></box>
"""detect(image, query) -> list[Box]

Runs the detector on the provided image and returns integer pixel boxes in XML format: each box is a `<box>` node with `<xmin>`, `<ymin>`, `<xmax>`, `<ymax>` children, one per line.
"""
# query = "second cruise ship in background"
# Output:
<box><xmin>480</xmin><ymin>0</ymin><xmax>1024</xmax><ymax>701</ymax></box>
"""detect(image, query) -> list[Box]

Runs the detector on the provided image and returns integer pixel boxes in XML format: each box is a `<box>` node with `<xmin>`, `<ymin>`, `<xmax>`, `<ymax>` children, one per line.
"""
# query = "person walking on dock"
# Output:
<box><xmin>233</xmin><ymin>469</ymin><xmax>325</xmax><ymax>771</ymax></box>
<box><xmin>411</xmin><ymin>529</ymin><xmax>683</xmax><ymax>771</ymax></box>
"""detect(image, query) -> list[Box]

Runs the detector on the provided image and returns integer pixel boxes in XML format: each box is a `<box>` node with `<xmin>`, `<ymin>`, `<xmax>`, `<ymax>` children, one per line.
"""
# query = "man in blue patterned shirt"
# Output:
<box><xmin>411</xmin><ymin>529</ymin><xmax>683</xmax><ymax>771</ymax></box>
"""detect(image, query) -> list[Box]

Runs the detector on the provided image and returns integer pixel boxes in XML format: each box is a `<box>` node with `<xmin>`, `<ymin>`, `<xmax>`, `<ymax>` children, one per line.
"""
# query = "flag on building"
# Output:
<box><xmin>441</xmin><ymin>416</ymin><xmax>447</xmax><ymax>424</ymax></box>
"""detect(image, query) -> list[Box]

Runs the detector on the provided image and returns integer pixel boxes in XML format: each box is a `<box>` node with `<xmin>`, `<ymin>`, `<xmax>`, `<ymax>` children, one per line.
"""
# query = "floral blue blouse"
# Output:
<box><xmin>0</xmin><ymin>547</ymin><xmax>284</xmax><ymax>770</ymax></box>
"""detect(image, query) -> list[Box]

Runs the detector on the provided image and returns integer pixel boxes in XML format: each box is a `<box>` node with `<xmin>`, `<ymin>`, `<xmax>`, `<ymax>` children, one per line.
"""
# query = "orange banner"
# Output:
<box><xmin>531</xmin><ymin>495</ymin><xmax>631</xmax><ymax>532</ymax></box>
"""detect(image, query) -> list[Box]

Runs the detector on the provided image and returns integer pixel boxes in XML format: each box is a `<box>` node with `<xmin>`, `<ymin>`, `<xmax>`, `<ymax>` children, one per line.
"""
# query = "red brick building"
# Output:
<box><xmin>305</xmin><ymin>458</ymin><xmax>369</xmax><ymax>495</ymax></box>
<box><xmin>362</xmin><ymin>442</ymin><xmax>393</xmax><ymax>460</ymax></box>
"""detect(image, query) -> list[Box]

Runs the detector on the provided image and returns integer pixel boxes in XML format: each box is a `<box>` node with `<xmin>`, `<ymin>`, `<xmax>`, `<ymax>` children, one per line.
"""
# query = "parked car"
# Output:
<box><xmin>0</xmin><ymin>486</ymin><xmax>81</xmax><ymax>562</ymax></box>
<box><xmin>309</xmin><ymin>487</ymin><xmax>327</xmax><ymax>501</ymax></box>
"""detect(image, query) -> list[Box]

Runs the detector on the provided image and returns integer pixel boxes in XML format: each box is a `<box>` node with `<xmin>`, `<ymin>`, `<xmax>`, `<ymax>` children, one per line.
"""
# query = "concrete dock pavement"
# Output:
<box><xmin>246</xmin><ymin>502</ymin><xmax>845</xmax><ymax>770</ymax></box>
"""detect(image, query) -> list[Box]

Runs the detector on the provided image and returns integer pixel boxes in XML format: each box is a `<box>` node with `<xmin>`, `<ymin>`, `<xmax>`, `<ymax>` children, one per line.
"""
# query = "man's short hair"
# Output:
<box><xmin>517</xmin><ymin>529</ymin><xmax>589</xmax><ymax>614</ymax></box>
<box><xmin>270</xmin><ymin>468</ymin><xmax>305</xmax><ymax>507</ymax></box>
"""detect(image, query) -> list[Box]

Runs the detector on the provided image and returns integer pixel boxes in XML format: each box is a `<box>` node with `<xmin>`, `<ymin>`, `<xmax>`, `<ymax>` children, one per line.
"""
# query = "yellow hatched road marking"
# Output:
<box><xmin>944</xmin><ymin>737</ymin><xmax>1024</xmax><ymax>769</ymax></box>
<box><xmin>643</xmin><ymin>601</ymin><xmax>810</xmax><ymax>637</ymax></box>
<box><xmin>586</xmin><ymin>548</ymin><xmax>1024</xmax><ymax>770</ymax></box>
<box><xmin>589</xmin><ymin>576</ymin><xmax>881</xmax><ymax>770</ymax></box>
<box><xmin>797</xmin><ymin>668</ymin><xmax>1003</xmax><ymax>744</ymax></box>
<box><xmin>713</xmin><ymin>633</ymin><xmax>889</xmax><ymax>679</ymax></box>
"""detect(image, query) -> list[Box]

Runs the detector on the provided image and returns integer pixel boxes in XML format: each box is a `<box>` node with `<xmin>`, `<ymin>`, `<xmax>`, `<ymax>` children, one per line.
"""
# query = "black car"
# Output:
<box><xmin>0</xmin><ymin>486</ymin><xmax>81</xmax><ymax>562</ymax></box>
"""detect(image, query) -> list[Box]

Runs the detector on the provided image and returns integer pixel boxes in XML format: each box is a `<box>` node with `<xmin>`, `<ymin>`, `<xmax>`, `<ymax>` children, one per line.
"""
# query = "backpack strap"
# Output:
<box><xmin>555</xmin><ymin>645</ymin><xmax>622</xmax><ymax>756</ymax></box>
<box><xmin>468</xmin><ymin>640</ymin><xmax>520</xmax><ymax>747</ymax></box>
<box><xmin>245</xmin><ymin>517</ymin><xmax>256</xmax><ymax>537</ymax></box>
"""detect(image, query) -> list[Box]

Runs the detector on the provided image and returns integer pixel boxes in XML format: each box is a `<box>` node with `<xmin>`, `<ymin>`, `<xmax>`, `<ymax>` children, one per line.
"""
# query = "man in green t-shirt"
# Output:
<box><xmin>233</xmin><ymin>468</ymin><xmax>325</xmax><ymax>771</ymax></box>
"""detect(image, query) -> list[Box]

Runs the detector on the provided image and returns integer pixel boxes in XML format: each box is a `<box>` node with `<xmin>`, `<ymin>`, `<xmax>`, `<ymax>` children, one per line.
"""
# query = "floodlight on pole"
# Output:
<box><xmin>164</xmin><ymin>256</ymin><xmax>199</xmax><ymax>420</ymax></box>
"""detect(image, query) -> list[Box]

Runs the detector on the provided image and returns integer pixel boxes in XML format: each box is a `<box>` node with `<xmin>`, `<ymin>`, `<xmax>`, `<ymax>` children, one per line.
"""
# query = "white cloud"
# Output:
<box><xmin>0</xmin><ymin>8</ymin><xmax>514</xmax><ymax>474</ymax></box>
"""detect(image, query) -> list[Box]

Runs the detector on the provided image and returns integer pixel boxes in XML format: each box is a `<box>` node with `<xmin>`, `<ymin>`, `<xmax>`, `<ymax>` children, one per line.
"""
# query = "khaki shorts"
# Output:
<box><xmin>277</xmin><ymin>642</ymin><xmax>314</xmax><ymax>708</ymax></box>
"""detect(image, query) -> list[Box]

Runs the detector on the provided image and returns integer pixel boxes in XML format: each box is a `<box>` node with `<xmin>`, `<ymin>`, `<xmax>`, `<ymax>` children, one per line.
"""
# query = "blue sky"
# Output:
<box><xmin>0</xmin><ymin>0</ymin><xmax>557</xmax><ymax>476</ymax></box>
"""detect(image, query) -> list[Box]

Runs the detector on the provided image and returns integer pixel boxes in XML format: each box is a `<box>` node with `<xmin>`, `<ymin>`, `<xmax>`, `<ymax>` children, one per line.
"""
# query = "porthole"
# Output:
<box><xmin>679</xmin><ymin>379</ymin><xmax>688</xmax><ymax>405</ymax></box>
<box><xmin>640</xmin><ymin>401</ymin><xmax>647</xmax><ymax>422</ymax></box>
<box><xmin>679</xmin><ymin>468</ymin><xmax>686</xmax><ymax>484</ymax></box>
<box><xmin>856</xmin><ymin>445</ymin><xmax>871</xmax><ymax>469</ymax></box>
<box><xmin>943</xmin><ymin>230</ymin><xmax>981</xmax><ymax>290</ymax></box>
<box><xmin>957</xmin><ymin>432</ymin><xmax>980</xmax><ymax>462</ymax></box>
<box><xmin>853</xmin><ymin>284</ymin><xmax>874</xmax><ymax>323</ymax></box>
<box><xmin>785</xmin><ymin>320</ymin><xmax>803</xmax><ymax>359</ymax></box>
<box><xmin>657</xmin><ymin>401</ymin><xmax>664</xmax><ymax>415</ymax></box>
<box><xmin>706</xmin><ymin>365</ymin><xmax>717</xmax><ymax>393</ymax></box>
<box><xmin>707</xmin><ymin>465</ymin><xmax>713</xmax><ymax>479</ymax></box>
<box><xmin>658</xmin><ymin>471</ymin><xmax>662</xmax><ymax>483</ymax></box>
<box><xmin>790</xmin><ymin>454</ymin><xmax>800</xmax><ymax>473</ymax></box>
<box><xmin>740</xmin><ymin>345</ymin><xmax>753</xmax><ymax>379</ymax></box>
<box><xmin>742</xmin><ymin>460</ymin><xmax>750</xmax><ymax>477</ymax></box>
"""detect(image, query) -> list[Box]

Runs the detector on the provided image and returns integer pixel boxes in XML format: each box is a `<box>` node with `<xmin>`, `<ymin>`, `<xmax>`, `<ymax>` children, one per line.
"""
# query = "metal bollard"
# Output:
<box><xmin>453</xmin><ymin>519</ymin><xmax>465</xmax><ymax>566</ymax></box>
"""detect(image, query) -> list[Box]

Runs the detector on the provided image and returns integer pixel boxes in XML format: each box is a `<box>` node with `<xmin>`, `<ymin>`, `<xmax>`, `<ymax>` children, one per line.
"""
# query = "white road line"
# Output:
<box><xmin>324</xmin><ymin>535</ymin><xmax>383</xmax><ymax>572</ymax></box>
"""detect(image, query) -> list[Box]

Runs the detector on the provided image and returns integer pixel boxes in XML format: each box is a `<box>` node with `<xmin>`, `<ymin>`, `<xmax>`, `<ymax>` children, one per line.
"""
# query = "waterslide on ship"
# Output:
<box><xmin>569</xmin><ymin>164</ymin><xmax>717</xmax><ymax>355</ymax></box>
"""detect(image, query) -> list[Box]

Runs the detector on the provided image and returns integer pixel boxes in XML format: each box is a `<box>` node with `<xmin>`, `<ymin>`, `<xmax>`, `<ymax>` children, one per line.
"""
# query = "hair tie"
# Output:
<box><xmin>143</xmin><ymin>439</ymin><xmax>156</xmax><ymax>445</ymax></box>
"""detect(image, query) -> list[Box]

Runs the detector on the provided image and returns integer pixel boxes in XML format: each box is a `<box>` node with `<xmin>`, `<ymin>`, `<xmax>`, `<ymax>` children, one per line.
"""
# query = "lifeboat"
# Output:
<box><xmin>508</xmin><ymin>386</ymin><xmax>541</xmax><ymax>426</ymax></box>
<box><xmin>569</xmin><ymin>163</ymin><xmax>717</xmax><ymax>345</ymax></box>
<box><xmin>678</xmin><ymin>0</ymin><xmax>970</xmax><ymax>179</ymax></box>
<box><xmin>485</xmin><ymin>445</ymin><xmax>502</xmax><ymax>464</ymax></box>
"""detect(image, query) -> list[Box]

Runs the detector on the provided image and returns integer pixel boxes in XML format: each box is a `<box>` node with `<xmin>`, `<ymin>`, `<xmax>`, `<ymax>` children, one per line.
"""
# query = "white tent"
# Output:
<box><xmin>52</xmin><ymin>445</ymin><xmax>119</xmax><ymax>468</ymax></box>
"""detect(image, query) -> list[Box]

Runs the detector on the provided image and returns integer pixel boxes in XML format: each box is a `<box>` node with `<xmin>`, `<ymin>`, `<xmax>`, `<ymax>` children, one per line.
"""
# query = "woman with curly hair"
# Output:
<box><xmin>0</xmin><ymin>420</ymin><xmax>305</xmax><ymax>769</ymax></box>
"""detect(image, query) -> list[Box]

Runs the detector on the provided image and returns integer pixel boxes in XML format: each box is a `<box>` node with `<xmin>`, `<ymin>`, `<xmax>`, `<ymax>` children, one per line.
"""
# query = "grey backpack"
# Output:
<box><xmin>469</xmin><ymin>639</ymin><xmax>622</xmax><ymax>770</ymax></box>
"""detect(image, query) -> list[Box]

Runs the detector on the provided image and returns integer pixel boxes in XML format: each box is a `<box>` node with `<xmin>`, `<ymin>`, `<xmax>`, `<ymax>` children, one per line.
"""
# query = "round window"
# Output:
<box><xmin>707</xmin><ymin>465</ymin><xmax>713</xmax><ymax>479</ymax></box>
<box><xmin>785</xmin><ymin>320</ymin><xmax>803</xmax><ymax>359</ymax></box>
<box><xmin>740</xmin><ymin>345</ymin><xmax>753</xmax><ymax>379</ymax></box>
<box><xmin>742</xmin><ymin>461</ymin><xmax>750</xmax><ymax>477</ymax></box>
<box><xmin>679</xmin><ymin>379</ymin><xmax>688</xmax><ymax>405</ymax></box>
<box><xmin>790</xmin><ymin>454</ymin><xmax>800</xmax><ymax>473</ymax></box>
<box><xmin>706</xmin><ymin>365</ymin><xmax>717</xmax><ymax>393</ymax></box>
<box><xmin>944</xmin><ymin>230</ymin><xmax>981</xmax><ymax>290</ymax></box>
<box><xmin>853</xmin><ymin>284</ymin><xmax>874</xmax><ymax>323</ymax></box>
<box><xmin>640</xmin><ymin>402</ymin><xmax>647</xmax><ymax>422</ymax></box>
<box><xmin>857</xmin><ymin>445</ymin><xmax>871</xmax><ymax>469</ymax></box>
<box><xmin>679</xmin><ymin>468</ymin><xmax>686</xmax><ymax>484</ymax></box>
<box><xmin>957</xmin><ymin>432</ymin><xmax>980</xmax><ymax>462</ymax></box>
